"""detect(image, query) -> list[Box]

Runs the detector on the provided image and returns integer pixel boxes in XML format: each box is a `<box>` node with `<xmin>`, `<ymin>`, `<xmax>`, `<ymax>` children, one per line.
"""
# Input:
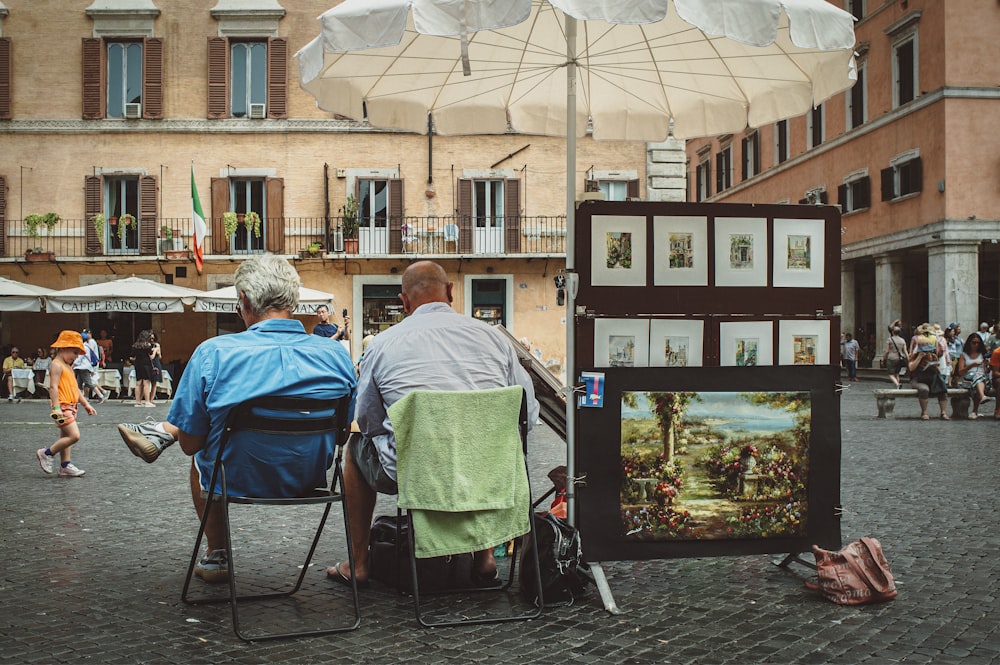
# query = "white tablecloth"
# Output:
<box><xmin>11</xmin><ymin>368</ymin><xmax>35</xmax><ymax>394</ymax></box>
<box><xmin>97</xmin><ymin>369</ymin><xmax>122</xmax><ymax>392</ymax></box>
<box><xmin>123</xmin><ymin>367</ymin><xmax>172</xmax><ymax>398</ymax></box>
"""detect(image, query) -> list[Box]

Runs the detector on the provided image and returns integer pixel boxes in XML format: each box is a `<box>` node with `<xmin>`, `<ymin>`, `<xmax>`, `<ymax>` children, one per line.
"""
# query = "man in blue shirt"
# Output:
<box><xmin>117</xmin><ymin>255</ymin><xmax>357</xmax><ymax>583</ymax></box>
<box><xmin>312</xmin><ymin>304</ymin><xmax>349</xmax><ymax>340</ymax></box>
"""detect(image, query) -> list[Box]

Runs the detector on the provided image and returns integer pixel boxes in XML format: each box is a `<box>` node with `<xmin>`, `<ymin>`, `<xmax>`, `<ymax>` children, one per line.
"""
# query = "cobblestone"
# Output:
<box><xmin>1</xmin><ymin>377</ymin><xmax>997</xmax><ymax>663</ymax></box>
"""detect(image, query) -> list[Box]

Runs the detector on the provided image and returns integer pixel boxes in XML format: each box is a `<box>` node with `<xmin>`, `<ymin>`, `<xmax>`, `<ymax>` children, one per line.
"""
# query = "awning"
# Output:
<box><xmin>0</xmin><ymin>276</ymin><xmax>53</xmax><ymax>312</ymax></box>
<box><xmin>45</xmin><ymin>277</ymin><xmax>202</xmax><ymax>314</ymax></box>
<box><xmin>194</xmin><ymin>285</ymin><xmax>334</xmax><ymax>315</ymax></box>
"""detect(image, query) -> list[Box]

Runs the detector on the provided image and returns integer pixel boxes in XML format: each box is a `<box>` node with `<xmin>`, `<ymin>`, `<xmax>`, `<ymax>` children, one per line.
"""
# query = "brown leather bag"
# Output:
<box><xmin>808</xmin><ymin>537</ymin><xmax>898</xmax><ymax>605</ymax></box>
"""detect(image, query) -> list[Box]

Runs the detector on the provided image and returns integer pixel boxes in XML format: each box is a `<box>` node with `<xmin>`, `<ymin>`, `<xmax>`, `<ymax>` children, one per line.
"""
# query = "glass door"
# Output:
<box><xmin>473</xmin><ymin>180</ymin><xmax>504</xmax><ymax>253</ymax></box>
<box><xmin>358</xmin><ymin>179</ymin><xmax>389</xmax><ymax>254</ymax></box>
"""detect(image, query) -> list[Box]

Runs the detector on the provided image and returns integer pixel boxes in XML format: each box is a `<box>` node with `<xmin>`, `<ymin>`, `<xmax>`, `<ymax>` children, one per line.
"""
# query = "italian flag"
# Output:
<box><xmin>191</xmin><ymin>164</ymin><xmax>207</xmax><ymax>274</ymax></box>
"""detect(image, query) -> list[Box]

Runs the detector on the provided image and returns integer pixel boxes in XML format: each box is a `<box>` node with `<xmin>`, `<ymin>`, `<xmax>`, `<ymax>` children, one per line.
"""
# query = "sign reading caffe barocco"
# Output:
<box><xmin>47</xmin><ymin>298</ymin><xmax>186</xmax><ymax>313</ymax></box>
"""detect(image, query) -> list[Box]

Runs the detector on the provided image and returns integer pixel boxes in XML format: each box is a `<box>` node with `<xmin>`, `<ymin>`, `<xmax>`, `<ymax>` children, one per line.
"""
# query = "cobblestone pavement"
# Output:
<box><xmin>2</xmin><ymin>380</ymin><xmax>998</xmax><ymax>664</ymax></box>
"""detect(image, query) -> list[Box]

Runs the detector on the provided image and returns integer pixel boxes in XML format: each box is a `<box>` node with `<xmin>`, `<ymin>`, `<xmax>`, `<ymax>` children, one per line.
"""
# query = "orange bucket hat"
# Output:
<box><xmin>52</xmin><ymin>330</ymin><xmax>86</xmax><ymax>353</ymax></box>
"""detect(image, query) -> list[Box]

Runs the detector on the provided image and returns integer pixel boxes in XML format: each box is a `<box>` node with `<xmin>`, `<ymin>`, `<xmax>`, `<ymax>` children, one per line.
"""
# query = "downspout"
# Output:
<box><xmin>323</xmin><ymin>162</ymin><xmax>331</xmax><ymax>243</ymax></box>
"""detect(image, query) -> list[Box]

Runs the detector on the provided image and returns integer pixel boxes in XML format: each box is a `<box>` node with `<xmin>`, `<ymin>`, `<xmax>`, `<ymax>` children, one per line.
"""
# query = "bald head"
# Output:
<box><xmin>400</xmin><ymin>261</ymin><xmax>452</xmax><ymax>312</ymax></box>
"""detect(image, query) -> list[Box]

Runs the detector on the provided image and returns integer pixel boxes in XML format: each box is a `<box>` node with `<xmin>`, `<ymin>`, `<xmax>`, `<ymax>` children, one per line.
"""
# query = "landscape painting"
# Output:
<box><xmin>609</xmin><ymin>335</ymin><xmax>636</xmax><ymax>367</ymax></box>
<box><xmin>607</xmin><ymin>232</ymin><xmax>633</xmax><ymax>269</ymax></box>
<box><xmin>793</xmin><ymin>335</ymin><xmax>817</xmax><ymax>365</ymax></box>
<box><xmin>664</xmin><ymin>337</ymin><xmax>689</xmax><ymax>367</ymax></box>
<box><xmin>620</xmin><ymin>391</ymin><xmax>810</xmax><ymax>542</ymax></box>
<box><xmin>787</xmin><ymin>234</ymin><xmax>811</xmax><ymax>270</ymax></box>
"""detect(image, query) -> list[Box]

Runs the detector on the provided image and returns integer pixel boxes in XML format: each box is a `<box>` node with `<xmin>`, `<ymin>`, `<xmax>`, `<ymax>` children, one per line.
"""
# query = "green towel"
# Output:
<box><xmin>389</xmin><ymin>387</ymin><xmax>530</xmax><ymax>558</ymax></box>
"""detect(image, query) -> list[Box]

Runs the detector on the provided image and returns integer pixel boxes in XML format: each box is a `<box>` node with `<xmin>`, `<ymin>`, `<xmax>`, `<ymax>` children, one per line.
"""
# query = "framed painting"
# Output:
<box><xmin>590</xmin><ymin>215</ymin><xmax>647</xmax><ymax>287</ymax></box>
<box><xmin>576</xmin><ymin>366</ymin><xmax>842</xmax><ymax>561</ymax></box>
<box><xmin>649</xmin><ymin>319</ymin><xmax>704</xmax><ymax>367</ymax></box>
<box><xmin>652</xmin><ymin>216</ymin><xmax>708</xmax><ymax>286</ymax></box>
<box><xmin>719</xmin><ymin>321</ymin><xmax>773</xmax><ymax>367</ymax></box>
<box><xmin>778</xmin><ymin>319</ymin><xmax>832</xmax><ymax>365</ymax></box>
<box><xmin>773</xmin><ymin>218</ymin><xmax>825</xmax><ymax>288</ymax></box>
<box><xmin>714</xmin><ymin>217</ymin><xmax>768</xmax><ymax>287</ymax></box>
<box><xmin>594</xmin><ymin>318</ymin><xmax>651</xmax><ymax>368</ymax></box>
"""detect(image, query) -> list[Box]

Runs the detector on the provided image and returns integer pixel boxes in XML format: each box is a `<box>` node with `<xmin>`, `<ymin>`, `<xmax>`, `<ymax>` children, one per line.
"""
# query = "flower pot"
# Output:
<box><xmin>25</xmin><ymin>250</ymin><xmax>55</xmax><ymax>262</ymax></box>
<box><xmin>344</xmin><ymin>238</ymin><xmax>359</xmax><ymax>254</ymax></box>
<box><xmin>164</xmin><ymin>249</ymin><xmax>192</xmax><ymax>260</ymax></box>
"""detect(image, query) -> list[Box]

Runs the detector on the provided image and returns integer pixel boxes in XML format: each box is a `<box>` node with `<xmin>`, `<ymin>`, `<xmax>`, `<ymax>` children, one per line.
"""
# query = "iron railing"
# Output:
<box><xmin>1</xmin><ymin>215</ymin><xmax>568</xmax><ymax>260</ymax></box>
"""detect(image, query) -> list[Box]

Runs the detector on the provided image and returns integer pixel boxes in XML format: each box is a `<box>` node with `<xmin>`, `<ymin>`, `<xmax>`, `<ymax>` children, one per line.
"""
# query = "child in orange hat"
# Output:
<box><xmin>35</xmin><ymin>330</ymin><xmax>97</xmax><ymax>477</ymax></box>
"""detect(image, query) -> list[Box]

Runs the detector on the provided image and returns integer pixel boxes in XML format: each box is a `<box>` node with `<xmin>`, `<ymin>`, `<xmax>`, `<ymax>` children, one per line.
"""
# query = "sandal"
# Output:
<box><xmin>920</xmin><ymin>414</ymin><xmax>930</xmax><ymax>420</ymax></box>
<box><xmin>968</xmin><ymin>413</ymin><xmax>977</xmax><ymax>420</ymax></box>
<box><xmin>471</xmin><ymin>569</ymin><xmax>502</xmax><ymax>588</ymax></box>
<box><xmin>326</xmin><ymin>561</ymin><xmax>369</xmax><ymax>589</ymax></box>
<box><xmin>940</xmin><ymin>414</ymin><xmax>951</xmax><ymax>420</ymax></box>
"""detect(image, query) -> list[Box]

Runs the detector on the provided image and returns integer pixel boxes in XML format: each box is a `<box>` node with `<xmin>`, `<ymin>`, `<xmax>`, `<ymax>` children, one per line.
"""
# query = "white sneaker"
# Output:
<box><xmin>58</xmin><ymin>462</ymin><xmax>86</xmax><ymax>477</ymax></box>
<box><xmin>36</xmin><ymin>448</ymin><xmax>53</xmax><ymax>474</ymax></box>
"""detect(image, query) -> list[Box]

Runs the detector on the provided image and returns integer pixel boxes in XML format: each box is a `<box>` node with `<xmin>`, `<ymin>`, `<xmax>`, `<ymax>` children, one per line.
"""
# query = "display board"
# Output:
<box><xmin>573</xmin><ymin>201</ymin><xmax>842</xmax><ymax>562</ymax></box>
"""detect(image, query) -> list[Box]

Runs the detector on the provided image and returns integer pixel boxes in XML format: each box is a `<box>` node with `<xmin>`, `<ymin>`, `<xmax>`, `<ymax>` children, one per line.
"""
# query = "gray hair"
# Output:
<box><xmin>234</xmin><ymin>254</ymin><xmax>300</xmax><ymax>316</ymax></box>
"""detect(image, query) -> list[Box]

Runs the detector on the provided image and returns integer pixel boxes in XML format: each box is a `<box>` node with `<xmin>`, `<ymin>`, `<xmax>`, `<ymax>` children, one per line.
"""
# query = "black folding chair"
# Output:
<box><xmin>180</xmin><ymin>395</ymin><xmax>360</xmax><ymax>641</ymax></box>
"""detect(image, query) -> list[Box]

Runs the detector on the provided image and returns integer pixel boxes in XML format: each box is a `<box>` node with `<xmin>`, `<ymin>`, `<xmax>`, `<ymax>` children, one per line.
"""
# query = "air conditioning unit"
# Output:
<box><xmin>124</xmin><ymin>103</ymin><xmax>142</xmax><ymax>119</ymax></box>
<box><xmin>248</xmin><ymin>103</ymin><xmax>266</xmax><ymax>119</ymax></box>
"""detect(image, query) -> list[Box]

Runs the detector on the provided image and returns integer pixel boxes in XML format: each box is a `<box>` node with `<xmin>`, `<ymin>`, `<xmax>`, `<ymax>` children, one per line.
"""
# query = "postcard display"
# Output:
<box><xmin>574</xmin><ymin>201</ymin><xmax>842</xmax><ymax>562</ymax></box>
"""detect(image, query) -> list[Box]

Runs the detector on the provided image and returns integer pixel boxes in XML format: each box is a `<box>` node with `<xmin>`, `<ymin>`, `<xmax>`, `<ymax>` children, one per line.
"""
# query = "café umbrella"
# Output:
<box><xmin>194</xmin><ymin>285</ymin><xmax>334</xmax><ymax>315</ymax></box>
<box><xmin>45</xmin><ymin>277</ymin><xmax>202</xmax><ymax>314</ymax></box>
<box><xmin>0</xmin><ymin>275</ymin><xmax>53</xmax><ymax>312</ymax></box>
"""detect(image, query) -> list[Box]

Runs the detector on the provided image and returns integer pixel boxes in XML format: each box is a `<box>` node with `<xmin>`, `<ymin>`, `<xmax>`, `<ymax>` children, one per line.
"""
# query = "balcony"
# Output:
<box><xmin>0</xmin><ymin>215</ymin><xmax>567</xmax><ymax>261</ymax></box>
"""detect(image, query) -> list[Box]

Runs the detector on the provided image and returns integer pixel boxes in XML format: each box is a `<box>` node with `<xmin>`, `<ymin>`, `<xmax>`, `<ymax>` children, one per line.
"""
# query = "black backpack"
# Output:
<box><xmin>368</xmin><ymin>515</ymin><xmax>473</xmax><ymax>593</ymax></box>
<box><xmin>519</xmin><ymin>511</ymin><xmax>589</xmax><ymax>606</ymax></box>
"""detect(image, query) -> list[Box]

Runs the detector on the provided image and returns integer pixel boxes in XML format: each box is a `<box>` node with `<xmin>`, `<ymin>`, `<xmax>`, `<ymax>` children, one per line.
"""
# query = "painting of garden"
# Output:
<box><xmin>621</xmin><ymin>391</ymin><xmax>810</xmax><ymax>541</ymax></box>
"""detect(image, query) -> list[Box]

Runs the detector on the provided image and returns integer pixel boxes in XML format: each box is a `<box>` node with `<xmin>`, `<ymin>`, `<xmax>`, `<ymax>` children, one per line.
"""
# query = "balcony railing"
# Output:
<box><xmin>0</xmin><ymin>215</ymin><xmax>567</xmax><ymax>260</ymax></box>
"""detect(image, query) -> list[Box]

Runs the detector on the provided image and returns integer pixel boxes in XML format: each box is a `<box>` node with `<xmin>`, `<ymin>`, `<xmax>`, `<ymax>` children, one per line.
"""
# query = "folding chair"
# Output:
<box><xmin>180</xmin><ymin>395</ymin><xmax>360</xmax><ymax>641</ymax></box>
<box><xmin>390</xmin><ymin>386</ymin><xmax>544</xmax><ymax>627</ymax></box>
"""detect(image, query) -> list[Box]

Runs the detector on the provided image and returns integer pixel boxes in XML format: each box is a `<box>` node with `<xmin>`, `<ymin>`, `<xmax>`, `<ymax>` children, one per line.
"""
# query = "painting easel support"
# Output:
<box><xmin>585</xmin><ymin>562</ymin><xmax>624</xmax><ymax>614</ymax></box>
<box><xmin>774</xmin><ymin>552</ymin><xmax>816</xmax><ymax>571</ymax></box>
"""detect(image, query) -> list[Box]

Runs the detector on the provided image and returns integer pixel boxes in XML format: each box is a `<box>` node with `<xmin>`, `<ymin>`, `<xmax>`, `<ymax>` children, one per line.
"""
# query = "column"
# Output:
<box><xmin>840</xmin><ymin>262</ymin><xmax>856</xmax><ymax>341</ymax></box>
<box><xmin>927</xmin><ymin>241</ymin><xmax>979</xmax><ymax>332</ymax></box>
<box><xmin>646</xmin><ymin>138</ymin><xmax>687</xmax><ymax>202</ymax></box>
<box><xmin>874</xmin><ymin>253</ymin><xmax>904</xmax><ymax>356</ymax></box>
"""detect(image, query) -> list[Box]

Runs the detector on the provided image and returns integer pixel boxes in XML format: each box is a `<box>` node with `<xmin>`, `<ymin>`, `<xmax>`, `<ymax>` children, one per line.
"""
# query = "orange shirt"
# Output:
<box><xmin>991</xmin><ymin>348</ymin><xmax>1000</xmax><ymax>374</ymax></box>
<box><xmin>53</xmin><ymin>357</ymin><xmax>80</xmax><ymax>406</ymax></box>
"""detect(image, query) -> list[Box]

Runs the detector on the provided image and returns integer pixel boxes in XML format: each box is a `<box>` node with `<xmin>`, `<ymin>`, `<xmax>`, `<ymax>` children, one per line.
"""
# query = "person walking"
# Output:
<box><xmin>35</xmin><ymin>331</ymin><xmax>97</xmax><ymax>477</ymax></box>
<box><xmin>842</xmin><ymin>332</ymin><xmax>860</xmax><ymax>382</ymax></box>
<box><xmin>884</xmin><ymin>322</ymin><xmax>907</xmax><ymax>388</ymax></box>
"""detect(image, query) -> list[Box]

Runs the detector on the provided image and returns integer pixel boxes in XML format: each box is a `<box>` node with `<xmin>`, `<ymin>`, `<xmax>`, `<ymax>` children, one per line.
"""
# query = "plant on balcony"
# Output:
<box><xmin>24</xmin><ymin>212</ymin><xmax>60</xmax><ymax>252</ymax></box>
<box><xmin>117</xmin><ymin>213</ymin><xmax>136</xmax><ymax>243</ymax></box>
<box><xmin>91</xmin><ymin>213</ymin><xmax>106</xmax><ymax>249</ymax></box>
<box><xmin>340</xmin><ymin>194</ymin><xmax>359</xmax><ymax>239</ymax></box>
<box><xmin>160</xmin><ymin>225</ymin><xmax>173</xmax><ymax>239</ymax></box>
<box><xmin>223</xmin><ymin>211</ymin><xmax>239</xmax><ymax>239</ymax></box>
<box><xmin>244</xmin><ymin>210</ymin><xmax>263</xmax><ymax>238</ymax></box>
<box><xmin>307</xmin><ymin>241</ymin><xmax>323</xmax><ymax>256</ymax></box>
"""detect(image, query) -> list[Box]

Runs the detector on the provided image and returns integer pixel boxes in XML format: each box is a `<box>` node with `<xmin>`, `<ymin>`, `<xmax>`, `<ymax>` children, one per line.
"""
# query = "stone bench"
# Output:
<box><xmin>874</xmin><ymin>388</ymin><xmax>970</xmax><ymax>419</ymax></box>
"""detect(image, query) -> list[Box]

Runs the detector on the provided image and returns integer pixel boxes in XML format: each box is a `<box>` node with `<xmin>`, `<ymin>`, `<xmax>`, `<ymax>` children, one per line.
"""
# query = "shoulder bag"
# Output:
<box><xmin>808</xmin><ymin>537</ymin><xmax>898</xmax><ymax>605</ymax></box>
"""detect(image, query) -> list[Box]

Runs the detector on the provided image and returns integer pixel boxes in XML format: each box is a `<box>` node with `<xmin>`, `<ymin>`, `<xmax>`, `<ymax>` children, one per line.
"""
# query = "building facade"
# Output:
<box><xmin>685</xmin><ymin>0</ymin><xmax>1000</xmax><ymax>363</ymax></box>
<box><xmin>0</xmin><ymin>0</ymin><xmax>685</xmax><ymax>374</ymax></box>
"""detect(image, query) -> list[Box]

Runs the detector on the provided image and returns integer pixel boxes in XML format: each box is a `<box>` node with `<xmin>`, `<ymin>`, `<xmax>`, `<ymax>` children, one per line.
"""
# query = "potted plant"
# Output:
<box><xmin>340</xmin><ymin>194</ymin><xmax>359</xmax><ymax>253</ymax></box>
<box><xmin>244</xmin><ymin>210</ymin><xmax>263</xmax><ymax>238</ymax></box>
<box><xmin>117</xmin><ymin>213</ymin><xmax>136</xmax><ymax>244</ymax></box>
<box><xmin>23</xmin><ymin>212</ymin><xmax>59</xmax><ymax>257</ymax></box>
<box><xmin>160</xmin><ymin>225</ymin><xmax>172</xmax><ymax>239</ymax></box>
<box><xmin>307</xmin><ymin>241</ymin><xmax>323</xmax><ymax>256</ymax></box>
<box><xmin>92</xmin><ymin>213</ymin><xmax>106</xmax><ymax>250</ymax></box>
<box><xmin>223</xmin><ymin>211</ymin><xmax>239</xmax><ymax>239</ymax></box>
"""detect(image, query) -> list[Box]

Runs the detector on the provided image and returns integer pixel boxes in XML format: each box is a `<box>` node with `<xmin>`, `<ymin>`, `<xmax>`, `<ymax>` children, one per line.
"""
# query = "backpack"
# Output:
<box><xmin>519</xmin><ymin>511</ymin><xmax>589</xmax><ymax>606</ymax></box>
<box><xmin>368</xmin><ymin>514</ymin><xmax>473</xmax><ymax>593</ymax></box>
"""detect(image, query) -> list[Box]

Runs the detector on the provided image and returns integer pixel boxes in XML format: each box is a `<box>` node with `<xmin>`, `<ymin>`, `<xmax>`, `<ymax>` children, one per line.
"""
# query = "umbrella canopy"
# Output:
<box><xmin>194</xmin><ymin>285</ymin><xmax>335</xmax><ymax>315</ymax></box>
<box><xmin>296</xmin><ymin>0</ymin><xmax>857</xmax><ymax>141</ymax></box>
<box><xmin>45</xmin><ymin>277</ymin><xmax>202</xmax><ymax>314</ymax></box>
<box><xmin>0</xmin><ymin>276</ymin><xmax>53</xmax><ymax>312</ymax></box>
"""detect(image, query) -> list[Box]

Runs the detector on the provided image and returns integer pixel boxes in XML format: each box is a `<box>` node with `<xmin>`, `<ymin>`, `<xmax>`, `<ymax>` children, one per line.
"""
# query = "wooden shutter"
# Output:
<box><xmin>207</xmin><ymin>37</ymin><xmax>229</xmax><ymax>119</ymax></box>
<box><xmin>0</xmin><ymin>175</ymin><xmax>6</xmax><ymax>256</ymax></box>
<box><xmin>457</xmin><ymin>179</ymin><xmax>473</xmax><ymax>254</ymax></box>
<box><xmin>211</xmin><ymin>177</ymin><xmax>230</xmax><ymax>253</ymax></box>
<box><xmin>837</xmin><ymin>184</ymin><xmax>848</xmax><ymax>209</ymax></box>
<box><xmin>627</xmin><ymin>179</ymin><xmax>640</xmax><ymax>200</ymax></box>
<box><xmin>819</xmin><ymin>191</ymin><xmax>829</xmax><ymax>204</ymax></box>
<box><xmin>857</xmin><ymin>176</ymin><xmax>871</xmax><ymax>209</ymax></box>
<box><xmin>82</xmin><ymin>38</ymin><xmax>105</xmax><ymax>119</ymax></box>
<box><xmin>910</xmin><ymin>156</ymin><xmax>923</xmax><ymax>193</ymax></box>
<box><xmin>265</xmin><ymin>177</ymin><xmax>284</xmax><ymax>253</ymax></box>
<box><xmin>388</xmin><ymin>178</ymin><xmax>404</xmax><ymax>254</ymax></box>
<box><xmin>741</xmin><ymin>138</ymin><xmax>749</xmax><ymax>180</ymax></box>
<box><xmin>880</xmin><ymin>167</ymin><xmax>894</xmax><ymax>201</ymax></box>
<box><xmin>85</xmin><ymin>176</ymin><xmax>102</xmax><ymax>256</ymax></box>
<box><xmin>798</xmin><ymin>198</ymin><xmax>809</xmax><ymax>205</ymax></box>
<box><xmin>715</xmin><ymin>153</ymin><xmax>724</xmax><ymax>192</ymax></box>
<box><xmin>584</xmin><ymin>179</ymin><xmax>599</xmax><ymax>193</ymax></box>
<box><xmin>0</xmin><ymin>38</ymin><xmax>11</xmax><ymax>120</ymax></box>
<box><xmin>142</xmin><ymin>38</ymin><xmax>163</xmax><ymax>119</ymax></box>
<box><xmin>267</xmin><ymin>37</ymin><xmax>288</xmax><ymax>119</ymax></box>
<box><xmin>139</xmin><ymin>175</ymin><xmax>158</xmax><ymax>255</ymax></box>
<box><xmin>504</xmin><ymin>179</ymin><xmax>521</xmax><ymax>253</ymax></box>
<box><xmin>752</xmin><ymin>136</ymin><xmax>760</xmax><ymax>176</ymax></box>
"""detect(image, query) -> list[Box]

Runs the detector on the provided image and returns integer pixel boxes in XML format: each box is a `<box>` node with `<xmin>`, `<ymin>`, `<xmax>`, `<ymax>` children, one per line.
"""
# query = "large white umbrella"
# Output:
<box><xmin>194</xmin><ymin>285</ymin><xmax>334</xmax><ymax>315</ymax></box>
<box><xmin>295</xmin><ymin>0</ymin><xmax>857</xmax><ymax>531</ymax></box>
<box><xmin>0</xmin><ymin>275</ymin><xmax>52</xmax><ymax>312</ymax></box>
<box><xmin>45</xmin><ymin>277</ymin><xmax>202</xmax><ymax>314</ymax></box>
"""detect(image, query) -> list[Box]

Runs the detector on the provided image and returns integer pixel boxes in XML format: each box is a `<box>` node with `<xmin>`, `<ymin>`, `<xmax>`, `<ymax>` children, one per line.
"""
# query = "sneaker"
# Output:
<box><xmin>96</xmin><ymin>393</ymin><xmax>108</xmax><ymax>404</ymax></box>
<box><xmin>35</xmin><ymin>448</ymin><xmax>53</xmax><ymax>474</ymax></box>
<box><xmin>194</xmin><ymin>549</ymin><xmax>229</xmax><ymax>584</ymax></box>
<box><xmin>117</xmin><ymin>419</ymin><xmax>176</xmax><ymax>463</ymax></box>
<box><xmin>7</xmin><ymin>396</ymin><xmax>12</xmax><ymax>402</ymax></box>
<box><xmin>58</xmin><ymin>462</ymin><xmax>86</xmax><ymax>477</ymax></box>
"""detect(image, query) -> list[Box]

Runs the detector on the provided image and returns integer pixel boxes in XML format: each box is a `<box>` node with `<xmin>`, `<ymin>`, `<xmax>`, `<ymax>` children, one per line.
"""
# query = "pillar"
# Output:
<box><xmin>646</xmin><ymin>138</ymin><xmax>687</xmax><ymax>202</ymax></box>
<box><xmin>927</xmin><ymin>241</ymin><xmax>979</xmax><ymax>333</ymax></box>
<box><xmin>840</xmin><ymin>262</ymin><xmax>856</xmax><ymax>341</ymax></box>
<box><xmin>874</xmin><ymin>253</ymin><xmax>904</xmax><ymax>356</ymax></box>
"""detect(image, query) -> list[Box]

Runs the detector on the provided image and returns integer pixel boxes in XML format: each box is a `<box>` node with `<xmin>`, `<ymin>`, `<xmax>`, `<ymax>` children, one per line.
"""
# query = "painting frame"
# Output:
<box><xmin>714</xmin><ymin>217</ymin><xmax>768</xmax><ymax>287</ymax></box>
<box><xmin>594</xmin><ymin>318</ymin><xmax>651</xmax><ymax>368</ymax></box>
<box><xmin>719</xmin><ymin>321</ymin><xmax>774</xmax><ymax>367</ymax></box>
<box><xmin>773</xmin><ymin>218</ymin><xmax>826</xmax><ymax>288</ymax></box>
<box><xmin>649</xmin><ymin>319</ymin><xmax>704</xmax><ymax>367</ymax></box>
<box><xmin>590</xmin><ymin>215</ymin><xmax>648</xmax><ymax>287</ymax></box>
<box><xmin>652</xmin><ymin>215</ymin><xmax>708</xmax><ymax>286</ymax></box>
<box><xmin>778</xmin><ymin>319</ymin><xmax>832</xmax><ymax>366</ymax></box>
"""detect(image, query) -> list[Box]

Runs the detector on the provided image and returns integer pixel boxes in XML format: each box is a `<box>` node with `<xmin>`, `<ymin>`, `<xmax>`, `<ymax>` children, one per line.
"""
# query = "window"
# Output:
<box><xmin>358</xmin><ymin>179</ymin><xmax>389</xmax><ymax>229</ymax></box>
<box><xmin>715</xmin><ymin>145</ymin><xmax>732</xmax><ymax>192</ymax></box>
<box><xmin>82</xmin><ymin>37</ymin><xmax>162</xmax><ymax>119</ymax></box>
<box><xmin>599</xmin><ymin>181</ymin><xmax>628</xmax><ymax>201</ymax></box>
<box><xmin>741</xmin><ymin>131</ymin><xmax>760</xmax><ymax>180</ymax></box>
<box><xmin>848</xmin><ymin>58</ymin><xmax>867</xmax><ymax>129</ymax></box>
<box><xmin>474</xmin><ymin>180</ymin><xmax>504</xmax><ymax>227</ymax></box>
<box><xmin>207</xmin><ymin>37</ymin><xmax>287</xmax><ymax>119</ymax></box>
<box><xmin>887</xmin><ymin>13</ymin><xmax>920</xmax><ymax>109</ymax></box>
<box><xmin>881</xmin><ymin>152</ymin><xmax>922</xmax><ymax>201</ymax></box>
<box><xmin>457</xmin><ymin>177</ymin><xmax>521</xmax><ymax>253</ymax></box>
<box><xmin>105</xmin><ymin>176</ymin><xmax>140</xmax><ymax>253</ymax></box>
<box><xmin>584</xmin><ymin>173</ymin><xmax>639</xmax><ymax>201</ymax></box>
<box><xmin>84</xmin><ymin>174</ymin><xmax>158</xmax><ymax>256</ymax></box>
<box><xmin>230</xmin><ymin>178</ymin><xmax>266</xmax><ymax>253</ymax></box>
<box><xmin>838</xmin><ymin>171</ymin><xmax>871</xmax><ymax>213</ymax></box>
<box><xmin>808</xmin><ymin>105</ymin><xmax>824</xmax><ymax>149</ymax></box>
<box><xmin>695</xmin><ymin>155</ymin><xmax>711</xmax><ymax>201</ymax></box>
<box><xmin>230</xmin><ymin>41</ymin><xmax>267</xmax><ymax>118</ymax></box>
<box><xmin>775</xmin><ymin>120</ymin><xmax>789</xmax><ymax>164</ymax></box>
<box><xmin>846</xmin><ymin>0</ymin><xmax>865</xmax><ymax>21</ymax></box>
